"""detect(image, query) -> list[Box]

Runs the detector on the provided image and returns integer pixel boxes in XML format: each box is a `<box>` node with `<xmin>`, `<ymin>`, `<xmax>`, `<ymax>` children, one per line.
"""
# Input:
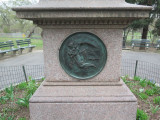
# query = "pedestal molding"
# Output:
<box><xmin>33</xmin><ymin>19</ymin><xmax>132</xmax><ymax>26</ymax></box>
<box><xmin>42</xmin><ymin>81</ymin><xmax>123</xmax><ymax>86</ymax></box>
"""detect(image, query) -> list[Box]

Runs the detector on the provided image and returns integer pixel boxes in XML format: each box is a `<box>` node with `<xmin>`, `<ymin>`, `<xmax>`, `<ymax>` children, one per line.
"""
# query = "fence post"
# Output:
<box><xmin>22</xmin><ymin>65</ymin><xmax>28</xmax><ymax>83</ymax></box>
<box><xmin>134</xmin><ymin>60</ymin><xmax>138</xmax><ymax>77</ymax></box>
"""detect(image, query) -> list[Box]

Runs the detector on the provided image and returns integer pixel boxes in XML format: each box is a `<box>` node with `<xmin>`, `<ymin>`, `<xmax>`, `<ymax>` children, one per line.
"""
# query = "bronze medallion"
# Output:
<box><xmin>59</xmin><ymin>32</ymin><xmax>107</xmax><ymax>79</ymax></box>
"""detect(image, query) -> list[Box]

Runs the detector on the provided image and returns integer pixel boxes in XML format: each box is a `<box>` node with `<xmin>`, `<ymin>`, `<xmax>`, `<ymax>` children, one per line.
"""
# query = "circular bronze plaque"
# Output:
<box><xmin>59</xmin><ymin>32</ymin><xmax>107</xmax><ymax>79</ymax></box>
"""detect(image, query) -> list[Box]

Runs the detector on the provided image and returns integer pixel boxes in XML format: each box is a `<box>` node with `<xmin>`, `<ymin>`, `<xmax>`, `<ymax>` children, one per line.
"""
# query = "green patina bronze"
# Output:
<box><xmin>59</xmin><ymin>32</ymin><xmax>107</xmax><ymax>79</ymax></box>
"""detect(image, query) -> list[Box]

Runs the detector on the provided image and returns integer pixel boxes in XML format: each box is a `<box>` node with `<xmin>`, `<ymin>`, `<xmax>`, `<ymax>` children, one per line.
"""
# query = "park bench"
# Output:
<box><xmin>155</xmin><ymin>40</ymin><xmax>160</xmax><ymax>50</ymax></box>
<box><xmin>0</xmin><ymin>41</ymin><xmax>19</xmax><ymax>57</ymax></box>
<box><xmin>16</xmin><ymin>39</ymin><xmax>36</xmax><ymax>54</ymax></box>
<box><xmin>131</xmin><ymin>39</ymin><xmax>151</xmax><ymax>49</ymax></box>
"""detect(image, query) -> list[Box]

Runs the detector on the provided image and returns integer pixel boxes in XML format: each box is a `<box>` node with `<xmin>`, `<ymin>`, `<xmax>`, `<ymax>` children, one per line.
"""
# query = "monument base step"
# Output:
<box><xmin>29</xmin><ymin>80</ymin><xmax>137</xmax><ymax>120</ymax></box>
<box><xmin>42</xmin><ymin>80</ymin><xmax>123</xmax><ymax>86</ymax></box>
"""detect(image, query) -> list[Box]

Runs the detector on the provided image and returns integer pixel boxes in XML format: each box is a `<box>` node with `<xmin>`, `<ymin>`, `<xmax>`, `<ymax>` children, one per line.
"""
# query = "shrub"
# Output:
<box><xmin>0</xmin><ymin>85</ymin><xmax>14</xmax><ymax>104</ymax></box>
<box><xmin>139</xmin><ymin>93</ymin><xmax>148</xmax><ymax>100</ymax></box>
<box><xmin>17</xmin><ymin>82</ymin><xmax>28</xmax><ymax>90</ymax></box>
<box><xmin>0</xmin><ymin>96</ymin><xmax>8</xmax><ymax>104</ymax></box>
<box><xmin>150</xmin><ymin>104</ymin><xmax>160</xmax><ymax>114</ymax></box>
<box><xmin>121</xmin><ymin>75</ymin><xmax>129</xmax><ymax>84</ymax></box>
<box><xmin>153</xmin><ymin>96</ymin><xmax>160</xmax><ymax>105</ymax></box>
<box><xmin>16</xmin><ymin>79</ymin><xmax>39</xmax><ymax>108</ymax></box>
<box><xmin>147</xmin><ymin>80</ymin><xmax>156</xmax><ymax>87</ymax></box>
<box><xmin>134</xmin><ymin>76</ymin><xmax>141</xmax><ymax>81</ymax></box>
<box><xmin>139</xmin><ymin>79</ymin><xmax>147</xmax><ymax>88</ymax></box>
<box><xmin>152</xmin><ymin>86</ymin><xmax>160</xmax><ymax>95</ymax></box>
<box><xmin>5</xmin><ymin>84</ymin><xmax>14</xmax><ymax>101</ymax></box>
<box><xmin>0</xmin><ymin>113</ymin><xmax>15</xmax><ymax>120</ymax></box>
<box><xmin>7</xmin><ymin>115</ymin><xmax>15</xmax><ymax>120</ymax></box>
<box><xmin>18</xmin><ymin>118</ymin><xmax>26</xmax><ymax>120</ymax></box>
<box><xmin>26</xmin><ymin>79</ymin><xmax>39</xmax><ymax>96</ymax></box>
<box><xmin>0</xmin><ymin>113</ymin><xmax>7</xmax><ymax>120</ymax></box>
<box><xmin>145</xmin><ymin>89</ymin><xmax>154</xmax><ymax>96</ymax></box>
<box><xmin>136</xmin><ymin>109</ymin><xmax>149</xmax><ymax>120</ymax></box>
<box><xmin>16</xmin><ymin>94</ymin><xmax>32</xmax><ymax>107</ymax></box>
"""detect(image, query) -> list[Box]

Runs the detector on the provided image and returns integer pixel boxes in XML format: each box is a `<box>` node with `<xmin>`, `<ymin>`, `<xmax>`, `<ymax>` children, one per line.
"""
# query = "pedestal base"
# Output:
<box><xmin>29</xmin><ymin>80</ymin><xmax>137</xmax><ymax>120</ymax></box>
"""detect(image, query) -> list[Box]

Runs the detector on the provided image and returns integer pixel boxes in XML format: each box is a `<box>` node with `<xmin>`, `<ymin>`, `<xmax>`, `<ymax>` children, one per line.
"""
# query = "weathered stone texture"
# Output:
<box><xmin>29</xmin><ymin>81</ymin><xmax>137</xmax><ymax>120</ymax></box>
<box><xmin>43</xmin><ymin>28</ymin><xmax>123</xmax><ymax>82</ymax></box>
<box><xmin>13</xmin><ymin>0</ymin><xmax>151</xmax><ymax>120</ymax></box>
<box><xmin>30</xmin><ymin>102</ymin><xmax>137</xmax><ymax>120</ymax></box>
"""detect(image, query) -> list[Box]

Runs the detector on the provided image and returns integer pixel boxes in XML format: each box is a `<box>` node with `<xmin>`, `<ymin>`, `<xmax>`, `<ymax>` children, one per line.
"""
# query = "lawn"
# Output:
<box><xmin>0</xmin><ymin>76</ymin><xmax>160</xmax><ymax>120</ymax></box>
<box><xmin>127</xmin><ymin>32</ymin><xmax>142</xmax><ymax>41</ymax></box>
<box><xmin>0</xmin><ymin>37</ymin><xmax>43</xmax><ymax>50</ymax></box>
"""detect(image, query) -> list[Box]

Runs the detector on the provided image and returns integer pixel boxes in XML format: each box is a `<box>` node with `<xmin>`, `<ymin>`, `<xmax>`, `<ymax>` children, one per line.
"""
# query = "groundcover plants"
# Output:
<box><xmin>122</xmin><ymin>76</ymin><xmax>160</xmax><ymax>120</ymax></box>
<box><xmin>0</xmin><ymin>76</ymin><xmax>160</xmax><ymax>120</ymax></box>
<box><xmin>0</xmin><ymin>77</ymin><xmax>43</xmax><ymax>120</ymax></box>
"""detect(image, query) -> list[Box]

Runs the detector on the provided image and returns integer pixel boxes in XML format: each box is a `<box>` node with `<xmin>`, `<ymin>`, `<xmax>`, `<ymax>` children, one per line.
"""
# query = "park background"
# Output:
<box><xmin>0</xmin><ymin>0</ymin><xmax>160</xmax><ymax>51</ymax></box>
<box><xmin>0</xmin><ymin>0</ymin><xmax>160</xmax><ymax>120</ymax></box>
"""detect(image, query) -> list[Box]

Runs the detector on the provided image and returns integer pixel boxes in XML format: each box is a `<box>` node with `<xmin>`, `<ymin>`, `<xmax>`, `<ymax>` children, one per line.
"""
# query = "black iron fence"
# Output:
<box><xmin>0</xmin><ymin>65</ymin><xmax>44</xmax><ymax>90</ymax></box>
<box><xmin>121</xmin><ymin>59</ymin><xmax>160</xmax><ymax>84</ymax></box>
<box><xmin>0</xmin><ymin>59</ymin><xmax>160</xmax><ymax>89</ymax></box>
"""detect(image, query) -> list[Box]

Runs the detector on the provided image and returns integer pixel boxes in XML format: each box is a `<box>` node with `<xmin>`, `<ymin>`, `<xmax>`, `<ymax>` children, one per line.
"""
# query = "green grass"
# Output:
<box><xmin>127</xmin><ymin>32</ymin><xmax>142</xmax><ymax>41</ymax></box>
<box><xmin>0</xmin><ymin>37</ymin><xmax>43</xmax><ymax>50</ymax></box>
<box><xmin>127</xmin><ymin>31</ymin><xmax>153</xmax><ymax>41</ymax></box>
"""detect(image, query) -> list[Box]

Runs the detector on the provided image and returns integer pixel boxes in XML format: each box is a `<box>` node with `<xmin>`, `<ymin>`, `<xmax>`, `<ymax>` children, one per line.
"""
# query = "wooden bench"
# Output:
<box><xmin>155</xmin><ymin>40</ymin><xmax>160</xmax><ymax>50</ymax></box>
<box><xmin>131</xmin><ymin>39</ymin><xmax>151</xmax><ymax>49</ymax></box>
<box><xmin>0</xmin><ymin>41</ymin><xmax>19</xmax><ymax>57</ymax></box>
<box><xmin>16</xmin><ymin>39</ymin><xmax>36</xmax><ymax>54</ymax></box>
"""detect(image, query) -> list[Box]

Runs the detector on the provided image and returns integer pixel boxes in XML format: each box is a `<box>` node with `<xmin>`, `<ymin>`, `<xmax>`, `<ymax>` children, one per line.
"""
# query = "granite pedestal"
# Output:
<box><xmin>30</xmin><ymin>80</ymin><xmax>137</xmax><ymax>120</ymax></box>
<box><xmin>13</xmin><ymin>0</ymin><xmax>151</xmax><ymax>119</ymax></box>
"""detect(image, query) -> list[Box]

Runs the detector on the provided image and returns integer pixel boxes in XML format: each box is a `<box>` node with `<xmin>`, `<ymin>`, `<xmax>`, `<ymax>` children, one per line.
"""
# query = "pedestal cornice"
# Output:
<box><xmin>12</xmin><ymin>0</ymin><xmax>152</xmax><ymax>24</ymax></box>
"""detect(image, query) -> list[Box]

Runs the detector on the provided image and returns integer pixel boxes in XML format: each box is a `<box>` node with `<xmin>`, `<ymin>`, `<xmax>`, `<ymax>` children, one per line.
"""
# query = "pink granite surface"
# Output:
<box><xmin>30</xmin><ymin>102</ymin><xmax>137</xmax><ymax>120</ymax></box>
<box><xmin>13</xmin><ymin>0</ymin><xmax>151</xmax><ymax>120</ymax></box>
<box><xmin>13</xmin><ymin>0</ymin><xmax>152</xmax><ymax>11</ymax></box>
<box><xmin>31</xmin><ymin>80</ymin><xmax>133</xmax><ymax>99</ymax></box>
<box><xmin>29</xmin><ymin>80</ymin><xmax>137</xmax><ymax>120</ymax></box>
<box><xmin>43</xmin><ymin>28</ymin><xmax>123</xmax><ymax>82</ymax></box>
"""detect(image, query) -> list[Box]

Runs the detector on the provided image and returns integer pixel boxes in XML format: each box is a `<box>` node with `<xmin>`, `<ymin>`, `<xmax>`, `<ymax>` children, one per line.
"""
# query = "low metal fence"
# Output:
<box><xmin>0</xmin><ymin>65</ymin><xmax>44</xmax><ymax>90</ymax></box>
<box><xmin>121</xmin><ymin>59</ymin><xmax>160</xmax><ymax>84</ymax></box>
<box><xmin>0</xmin><ymin>59</ymin><xmax>160</xmax><ymax>89</ymax></box>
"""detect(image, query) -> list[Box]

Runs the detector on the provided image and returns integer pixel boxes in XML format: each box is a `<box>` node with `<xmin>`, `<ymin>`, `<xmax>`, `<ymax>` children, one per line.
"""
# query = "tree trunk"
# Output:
<box><xmin>131</xmin><ymin>30</ymin><xmax>134</xmax><ymax>40</ymax></box>
<box><xmin>27</xmin><ymin>26</ymin><xmax>37</xmax><ymax>38</ymax></box>
<box><xmin>139</xmin><ymin>26</ymin><xmax>149</xmax><ymax>50</ymax></box>
<box><xmin>123</xmin><ymin>28</ymin><xmax>130</xmax><ymax>48</ymax></box>
<box><xmin>122</xmin><ymin>29</ymin><xmax>126</xmax><ymax>48</ymax></box>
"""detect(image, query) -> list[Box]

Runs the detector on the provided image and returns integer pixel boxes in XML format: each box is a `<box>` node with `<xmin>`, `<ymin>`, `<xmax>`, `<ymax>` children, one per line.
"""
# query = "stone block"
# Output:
<box><xmin>29</xmin><ymin>80</ymin><xmax>137</xmax><ymax>120</ymax></box>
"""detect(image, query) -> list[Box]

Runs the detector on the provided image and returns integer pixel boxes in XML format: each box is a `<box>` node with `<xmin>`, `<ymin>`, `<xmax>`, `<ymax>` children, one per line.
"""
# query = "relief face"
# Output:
<box><xmin>59</xmin><ymin>32</ymin><xmax>107</xmax><ymax>80</ymax></box>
